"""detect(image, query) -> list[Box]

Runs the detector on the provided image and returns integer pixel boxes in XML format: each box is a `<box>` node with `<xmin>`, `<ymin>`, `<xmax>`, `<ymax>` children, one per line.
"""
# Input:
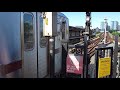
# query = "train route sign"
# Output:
<box><xmin>98</xmin><ymin>57</ymin><xmax>111</xmax><ymax>78</ymax></box>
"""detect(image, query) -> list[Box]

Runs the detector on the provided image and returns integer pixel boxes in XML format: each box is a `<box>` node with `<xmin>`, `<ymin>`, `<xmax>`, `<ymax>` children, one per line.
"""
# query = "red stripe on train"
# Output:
<box><xmin>0</xmin><ymin>60</ymin><xmax>22</xmax><ymax>75</ymax></box>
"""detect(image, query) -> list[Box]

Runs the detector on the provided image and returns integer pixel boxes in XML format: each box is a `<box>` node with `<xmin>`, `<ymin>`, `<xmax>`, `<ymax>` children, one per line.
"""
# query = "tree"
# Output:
<box><xmin>111</xmin><ymin>30</ymin><xmax>120</xmax><ymax>37</ymax></box>
<box><xmin>109</xmin><ymin>29</ymin><xmax>116</xmax><ymax>33</ymax></box>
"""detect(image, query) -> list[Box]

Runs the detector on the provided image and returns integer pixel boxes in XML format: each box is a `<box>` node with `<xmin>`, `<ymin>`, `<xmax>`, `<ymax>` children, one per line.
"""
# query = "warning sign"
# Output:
<box><xmin>98</xmin><ymin>57</ymin><xmax>111</xmax><ymax>78</ymax></box>
<box><xmin>45</xmin><ymin>18</ymin><xmax>48</xmax><ymax>25</ymax></box>
<box><xmin>66</xmin><ymin>54</ymin><xmax>83</xmax><ymax>74</ymax></box>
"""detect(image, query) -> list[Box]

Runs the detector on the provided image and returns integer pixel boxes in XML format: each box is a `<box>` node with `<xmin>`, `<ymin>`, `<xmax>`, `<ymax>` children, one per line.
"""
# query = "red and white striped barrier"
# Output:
<box><xmin>66</xmin><ymin>54</ymin><xmax>83</xmax><ymax>74</ymax></box>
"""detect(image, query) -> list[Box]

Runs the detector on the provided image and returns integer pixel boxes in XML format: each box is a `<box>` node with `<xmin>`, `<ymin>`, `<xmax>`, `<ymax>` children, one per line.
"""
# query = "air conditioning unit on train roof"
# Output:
<box><xmin>43</xmin><ymin>12</ymin><xmax>57</xmax><ymax>37</ymax></box>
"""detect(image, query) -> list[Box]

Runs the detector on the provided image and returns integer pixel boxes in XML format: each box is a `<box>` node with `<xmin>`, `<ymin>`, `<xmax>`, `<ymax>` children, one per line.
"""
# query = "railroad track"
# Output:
<box><xmin>69</xmin><ymin>33</ymin><xmax>104</xmax><ymax>56</ymax></box>
<box><xmin>67</xmin><ymin>32</ymin><xmax>114</xmax><ymax>78</ymax></box>
<box><xmin>68</xmin><ymin>32</ymin><xmax>113</xmax><ymax>58</ymax></box>
<box><xmin>88</xmin><ymin>32</ymin><xmax>114</xmax><ymax>58</ymax></box>
<box><xmin>88</xmin><ymin>33</ymin><xmax>104</xmax><ymax>58</ymax></box>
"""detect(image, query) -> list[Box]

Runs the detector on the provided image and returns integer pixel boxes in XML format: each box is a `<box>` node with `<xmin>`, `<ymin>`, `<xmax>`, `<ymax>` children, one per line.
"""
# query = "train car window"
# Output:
<box><xmin>39</xmin><ymin>17</ymin><xmax>47</xmax><ymax>48</ymax></box>
<box><xmin>24</xmin><ymin>13</ymin><xmax>34</xmax><ymax>50</ymax></box>
<box><xmin>57</xmin><ymin>16</ymin><xmax>61</xmax><ymax>35</ymax></box>
<box><xmin>61</xmin><ymin>22</ymin><xmax>65</xmax><ymax>39</ymax></box>
<box><xmin>57</xmin><ymin>16</ymin><xmax>60</xmax><ymax>24</ymax></box>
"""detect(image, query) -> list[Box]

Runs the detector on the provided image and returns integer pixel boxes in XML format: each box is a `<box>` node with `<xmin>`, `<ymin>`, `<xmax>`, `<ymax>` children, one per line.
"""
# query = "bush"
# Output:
<box><xmin>96</xmin><ymin>32</ymin><xmax>100</xmax><ymax>34</ymax></box>
<box><xmin>109</xmin><ymin>29</ymin><xmax>116</xmax><ymax>34</ymax></box>
<box><xmin>111</xmin><ymin>31</ymin><xmax>120</xmax><ymax>37</ymax></box>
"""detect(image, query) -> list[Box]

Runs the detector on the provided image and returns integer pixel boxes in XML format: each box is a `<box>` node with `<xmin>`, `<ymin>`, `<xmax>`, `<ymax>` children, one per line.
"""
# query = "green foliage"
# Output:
<box><xmin>96</xmin><ymin>31</ymin><xmax>100</xmax><ymax>34</ymax></box>
<box><xmin>109</xmin><ymin>29</ymin><xmax>116</xmax><ymax>33</ymax></box>
<box><xmin>95</xmin><ymin>31</ymin><xmax>100</xmax><ymax>38</ymax></box>
<box><xmin>109</xmin><ymin>30</ymin><xmax>120</xmax><ymax>37</ymax></box>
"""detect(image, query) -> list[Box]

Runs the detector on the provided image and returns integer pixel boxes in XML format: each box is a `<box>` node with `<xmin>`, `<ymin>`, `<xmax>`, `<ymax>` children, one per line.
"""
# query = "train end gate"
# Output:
<box><xmin>95</xmin><ymin>47</ymin><xmax>113</xmax><ymax>78</ymax></box>
<box><xmin>66</xmin><ymin>45</ymin><xmax>84</xmax><ymax>78</ymax></box>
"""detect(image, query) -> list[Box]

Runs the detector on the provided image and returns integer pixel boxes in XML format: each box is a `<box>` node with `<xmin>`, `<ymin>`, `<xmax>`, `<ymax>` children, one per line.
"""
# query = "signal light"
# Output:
<box><xmin>86</xmin><ymin>12</ymin><xmax>91</xmax><ymax>16</ymax></box>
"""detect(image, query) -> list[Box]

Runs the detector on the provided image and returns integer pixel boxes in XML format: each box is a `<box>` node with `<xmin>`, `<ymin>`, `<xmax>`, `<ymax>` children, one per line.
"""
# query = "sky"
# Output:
<box><xmin>62</xmin><ymin>12</ymin><xmax>120</xmax><ymax>29</ymax></box>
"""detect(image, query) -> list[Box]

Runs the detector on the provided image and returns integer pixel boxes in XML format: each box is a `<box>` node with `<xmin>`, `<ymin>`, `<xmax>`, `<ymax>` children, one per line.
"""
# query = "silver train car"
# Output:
<box><xmin>0</xmin><ymin>12</ymin><xmax>69</xmax><ymax>78</ymax></box>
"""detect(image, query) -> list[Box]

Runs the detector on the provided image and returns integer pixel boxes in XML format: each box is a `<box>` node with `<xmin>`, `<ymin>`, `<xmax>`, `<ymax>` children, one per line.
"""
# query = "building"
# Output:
<box><xmin>108</xmin><ymin>25</ymin><xmax>110</xmax><ymax>31</ymax></box>
<box><xmin>110</xmin><ymin>21</ymin><xmax>119</xmax><ymax>30</ymax></box>
<box><xmin>96</xmin><ymin>27</ymin><xmax>100</xmax><ymax>32</ymax></box>
<box><xmin>76</xmin><ymin>26</ymin><xmax>84</xmax><ymax>28</ymax></box>
<box><xmin>100</xmin><ymin>21</ymin><xmax>108</xmax><ymax>31</ymax></box>
<box><xmin>69</xmin><ymin>26</ymin><xmax>85</xmax><ymax>44</ymax></box>
<box><xmin>100</xmin><ymin>22</ymin><xmax>105</xmax><ymax>31</ymax></box>
<box><xmin>118</xmin><ymin>25</ymin><xmax>120</xmax><ymax>31</ymax></box>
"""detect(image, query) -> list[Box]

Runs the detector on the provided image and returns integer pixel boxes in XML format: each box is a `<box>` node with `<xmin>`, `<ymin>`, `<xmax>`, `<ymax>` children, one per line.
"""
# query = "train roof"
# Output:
<box><xmin>57</xmin><ymin>12</ymin><xmax>68</xmax><ymax>19</ymax></box>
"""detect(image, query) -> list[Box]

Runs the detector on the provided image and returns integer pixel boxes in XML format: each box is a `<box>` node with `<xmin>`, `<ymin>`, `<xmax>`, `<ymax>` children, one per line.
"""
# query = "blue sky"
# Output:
<box><xmin>62</xmin><ymin>12</ymin><xmax>120</xmax><ymax>29</ymax></box>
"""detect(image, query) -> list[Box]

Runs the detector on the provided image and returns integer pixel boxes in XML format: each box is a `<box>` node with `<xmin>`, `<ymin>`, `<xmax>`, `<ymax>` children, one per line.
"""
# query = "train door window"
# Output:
<box><xmin>57</xmin><ymin>16</ymin><xmax>61</xmax><ymax>36</ymax></box>
<box><xmin>61</xmin><ymin>22</ymin><xmax>66</xmax><ymax>39</ymax></box>
<box><xmin>24</xmin><ymin>13</ymin><xmax>34</xmax><ymax>50</ymax></box>
<box><xmin>39</xmin><ymin>17</ymin><xmax>47</xmax><ymax>48</ymax></box>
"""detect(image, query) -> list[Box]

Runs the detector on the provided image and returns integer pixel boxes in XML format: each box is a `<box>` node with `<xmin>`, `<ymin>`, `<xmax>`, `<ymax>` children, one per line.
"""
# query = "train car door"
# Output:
<box><xmin>37</xmin><ymin>12</ymin><xmax>48</xmax><ymax>78</ymax></box>
<box><xmin>21</xmin><ymin>12</ymin><xmax>37</xmax><ymax>78</ymax></box>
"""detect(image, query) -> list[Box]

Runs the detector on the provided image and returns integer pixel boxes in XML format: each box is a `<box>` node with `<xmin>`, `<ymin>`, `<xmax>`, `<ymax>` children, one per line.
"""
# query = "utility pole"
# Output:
<box><xmin>83</xmin><ymin>12</ymin><xmax>91</xmax><ymax>78</ymax></box>
<box><xmin>104</xmin><ymin>18</ymin><xmax>107</xmax><ymax>44</ymax></box>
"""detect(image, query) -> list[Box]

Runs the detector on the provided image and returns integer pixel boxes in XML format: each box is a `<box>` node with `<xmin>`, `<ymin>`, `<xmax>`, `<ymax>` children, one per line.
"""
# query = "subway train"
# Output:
<box><xmin>0</xmin><ymin>12</ymin><xmax>69</xmax><ymax>78</ymax></box>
